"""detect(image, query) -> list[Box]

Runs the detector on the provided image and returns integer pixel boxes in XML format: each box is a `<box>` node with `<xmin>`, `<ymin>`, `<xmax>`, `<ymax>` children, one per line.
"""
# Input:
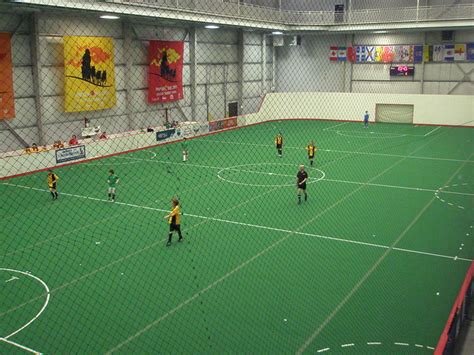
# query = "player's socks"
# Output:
<box><xmin>298</xmin><ymin>194</ymin><xmax>301</xmax><ymax>204</ymax></box>
<box><xmin>166</xmin><ymin>233</ymin><xmax>172</xmax><ymax>246</ymax></box>
<box><xmin>304</xmin><ymin>193</ymin><xmax>308</xmax><ymax>201</ymax></box>
<box><xmin>310</xmin><ymin>160</ymin><xmax>313</xmax><ymax>166</ymax></box>
<box><xmin>51</xmin><ymin>191</ymin><xmax>55</xmax><ymax>199</ymax></box>
<box><xmin>112</xmin><ymin>194</ymin><xmax>116</xmax><ymax>202</ymax></box>
<box><xmin>55</xmin><ymin>192</ymin><xmax>59</xmax><ymax>199</ymax></box>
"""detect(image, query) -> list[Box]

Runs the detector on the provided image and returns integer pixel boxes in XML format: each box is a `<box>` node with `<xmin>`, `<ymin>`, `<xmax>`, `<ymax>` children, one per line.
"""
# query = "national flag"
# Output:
<box><xmin>467</xmin><ymin>43</ymin><xmax>474</xmax><ymax>61</ymax></box>
<box><xmin>374</xmin><ymin>46</ymin><xmax>382</xmax><ymax>62</ymax></box>
<box><xmin>423</xmin><ymin>45</ymin><xmax>432</xmax><ymax>62</ymax></box>
<box><xmin>347</xmin><ymin>47</ymin><xmax>356</xmax><ymax>62</ymax></box>
<box><xmin>329</xmin><ymin>46</ymin><xmax>338</xmax><ymax>61</ymax></box>
<box><xmin>356</xmin><ymin>46</ymin><xmax>366</xmax><ymax>62</ymax></box>
<box><xmin>380</xmin><ymin>46</ymin><xmax>395</xmax><ymax>63</ymax></box>
<box><xmin>454</xmin><ymin>44</ymin><xmax>466</xmax><ymax>61</ymax></box>
<box><xmin>366</xmin><ymin>46</ymin><xmax>375</xmax><ymax>62</ymax></box>
<box><xmin>444</xmin><ymin>44</ymin><xmax>454</xmax><ymax>61</ymax></box>
<box><xmin>338</xmin><ymin>47</ymin><xmax>347</xmax><ymax>61</ymax></box>
<box><xmin>433</xmin><ymin>45</ymin><xmax>443</xmax><ymax>61</ymax></box>
<box><xmin>414</xmin><ymin>45</ymin><xmax>423</xmax><ymax>63</ymax></box>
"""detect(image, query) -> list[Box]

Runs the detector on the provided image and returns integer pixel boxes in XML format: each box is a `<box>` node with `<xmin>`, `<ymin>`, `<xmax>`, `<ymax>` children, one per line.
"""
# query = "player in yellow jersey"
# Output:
<box><xmin>164</xmin><ymin>197</ymin><xmax>183</xmax><ymax>246</ymax></box>
<box><xmin>275</xmin><ymin>133</ymin><xmax>283</xmax><ymax>157</ymax></box>
<box><xmin>47</xmin><ymin>170</ymin><xmax>59</xmax><ymax>200</ymax></box>
<box><xmin>306</xmin><ymin>141</ymin><xmax>316</xmax><ymax>166</ymax></box>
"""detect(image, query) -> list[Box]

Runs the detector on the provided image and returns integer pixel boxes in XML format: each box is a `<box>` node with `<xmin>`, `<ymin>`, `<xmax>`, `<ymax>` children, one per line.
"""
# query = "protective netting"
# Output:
<box><xmin>0</xmin><ymin>0</ymin><xmax>473</xmax><ymax>353</ymax></box>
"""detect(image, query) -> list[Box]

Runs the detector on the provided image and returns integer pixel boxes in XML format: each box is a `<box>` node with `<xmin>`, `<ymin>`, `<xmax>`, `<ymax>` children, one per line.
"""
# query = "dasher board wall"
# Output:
<box><xmin>251</xmin><ymin>92</ymin><xmax>474</xmax><ymax>126</ymax></box>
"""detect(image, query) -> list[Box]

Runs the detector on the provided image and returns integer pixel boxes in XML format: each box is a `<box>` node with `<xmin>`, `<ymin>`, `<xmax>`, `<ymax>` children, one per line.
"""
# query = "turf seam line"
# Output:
<box><xmin>105</xmin><ymin>139</ymin><xmax>384</xmax><ymax>352</ymax></box>
<box><xmin>114</xmin><ymin>157</ymin><xmax>474</xmax><ymax>196</ymax></box>
<box><xmin>296</xmin><ymin>130</ymin><xmax>463</xmax><ymax>354</ymax></box>
<box><xmin>5</xmin><ymin>183</ymin><xmax>470</xmax><ymax>264</ymax></box>
<box><xmin>200</xmin><ymin>139</ymin><xmax>474</xmax><ymax>163</ymax></box>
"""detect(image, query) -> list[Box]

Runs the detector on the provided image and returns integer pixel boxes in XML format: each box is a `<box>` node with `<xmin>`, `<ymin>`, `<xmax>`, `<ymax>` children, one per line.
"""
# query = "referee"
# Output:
<box><xmin>296</xmin><ymin>164</ymin><xmax>308</xmax><ymax>204</ymax></box>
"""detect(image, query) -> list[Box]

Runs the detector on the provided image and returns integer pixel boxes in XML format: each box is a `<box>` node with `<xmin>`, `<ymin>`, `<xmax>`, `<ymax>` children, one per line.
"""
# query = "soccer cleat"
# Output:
<box><xmin>178</xmin><ymin>237</ymin><xmax>183</xmax><ymax>242</ymax></box>
<box><xmin>166</xmin><ymin>241</ymin><xmax>171</xmax><ymax>247</ymax></box>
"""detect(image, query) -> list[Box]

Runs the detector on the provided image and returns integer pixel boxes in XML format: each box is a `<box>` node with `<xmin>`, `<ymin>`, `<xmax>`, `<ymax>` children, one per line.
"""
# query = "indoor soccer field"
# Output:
<box><xmin>1</xmin><ymin>119</ymin><xmax>473</xmax><ymax>353</ymax></box>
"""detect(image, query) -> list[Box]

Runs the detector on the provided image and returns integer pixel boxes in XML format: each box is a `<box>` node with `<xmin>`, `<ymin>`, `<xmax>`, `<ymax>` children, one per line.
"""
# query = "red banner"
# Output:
<box><xmin>209</xmin><ymin>117</ymin><xmax>237</xmax><ymax>132</ymax></box>
<box><xmin>148</xmin><ymin>40</ymin><xmax>184</xmax><ymax>104</ymax></box>
<box><xmin>0</xmin><ymin>33</ymin><xmax>15</xmax><ymax>119</ymax></box>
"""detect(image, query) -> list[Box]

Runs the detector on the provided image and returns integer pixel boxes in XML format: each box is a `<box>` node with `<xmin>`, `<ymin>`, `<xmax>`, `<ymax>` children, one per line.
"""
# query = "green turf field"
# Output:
<box><xmin>1</xmin><ymin>120</ymin><xmax>473</xmax><ymax>353</ymax></box>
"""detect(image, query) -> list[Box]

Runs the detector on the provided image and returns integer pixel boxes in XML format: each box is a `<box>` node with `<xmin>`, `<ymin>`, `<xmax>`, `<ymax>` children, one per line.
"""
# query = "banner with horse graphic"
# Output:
<box><xmin>63</xmin><ymin>36</ymin><xmax>116</xmax><ymax>112</ymax></box>
<box><xmin>148</xmin><ymin>40</ymin><xmax>184</xmax><ymax>104</ymax></box>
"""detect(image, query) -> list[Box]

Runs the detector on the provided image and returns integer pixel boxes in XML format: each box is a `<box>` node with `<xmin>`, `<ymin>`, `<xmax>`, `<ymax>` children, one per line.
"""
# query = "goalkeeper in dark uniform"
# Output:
<box><xmin>296</xmin><ymin>164</ymin><xmax>308</xmax><ymax>204</ymax></box>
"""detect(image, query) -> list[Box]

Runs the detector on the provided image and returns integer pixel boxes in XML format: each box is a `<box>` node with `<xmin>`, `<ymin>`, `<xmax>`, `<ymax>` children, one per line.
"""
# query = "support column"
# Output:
<box><xmin>123</xmin><ymin>21</ymin><xmax>134</xmax><ymax>130</ymax></box>
<box><xmin>237</xmin><ymin>29</ymin><xmax>244</xmax><ymax>113</ymax></box>
<box><xmin>189</xmin><ymin>27</ymin><xmax>197</xmax><ymax>120</ymax></box>
<box><xmin>261</xmin><ymin>34</ymin><xmax>267</xmax><ymax>94</ymax></box>
<box><xmin>30</xmin><ymin>13</ymin><xmax>45</xmax><ymax>145</ymax></box>
<box><xmin>421</xmin><ymin>32</ymin><xmax>427</xmax><ymax>94</ymax></box>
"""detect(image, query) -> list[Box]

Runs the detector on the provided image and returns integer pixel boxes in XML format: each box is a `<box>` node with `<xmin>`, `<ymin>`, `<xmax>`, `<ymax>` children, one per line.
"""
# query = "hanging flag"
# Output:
<box><xmin>374</xmin><ymin>46</ymin><xmax>383</xmax><ymax>62</ymax></box>
<box><xmin>454</xmin><ymin>44</ymin><xmax>466</xmax><ymax>61</ymax></box>
<box><xmin>414</xmin><ymin>45</ymin><xmax>423</xmax><ymax>63</ymax></box>
<box><xmin>63</xmin><ymin>36</ymin><xmax>116</xmax><ymax>112</ymax></box>
<box><xmin>356</xmin><ymin>46</ymin><xmax>366</xmax><ymax>62</ymax></box>
<box><xmin>423</xmin><ymin>45</ymin><xmax>432</xmax><ymax>62</ymax></box>
<box><xmin>347</xmin><ymin>47</ymin><xmax>356</xmax><ymax>62</ymax></box>
<box><xmin>433</xmin><ymin>45</ymin><xmax>444</xmax><ymax>61</ymax></box>
<box><xmin>0</xmin><ymin>32</ymin><xmax>15</xmax><ymax>119</ymax></box>
<box><xmin>338</xmin><ymin>47</ymin><xmax>347</xmax><ymax>61</ymax></box>
<box><xmin>444</xmin><ymin>44</ymin><xmax>454</xmax><ymax>61</ymax></box>
<box><xmin>381</xmin><ymin>46</ymin><xmax>395</xmax><ymax>63</ymax></box>
<box><xmin>467</xmin><ymin>43</ymin><xmax>474</xmax><ymax>61</ymax></box>
<box><xmin>148</xmin><ymin>40</ymin><xmax>184</xmax><ymax>103</ymax></box>
<box><xmin>397</xmin><ymin>45</ymin><xmax>413</xmax><ymax>62</ymax></box>
<box><xmin>366</xmin><ymin>46</ymin><xmax>375</xmax><ymax>62</ymax></box>
<box><xmin>329</xmin><ymin>46</ymin><xmax>338</xmax><ymax>61</ymax></box>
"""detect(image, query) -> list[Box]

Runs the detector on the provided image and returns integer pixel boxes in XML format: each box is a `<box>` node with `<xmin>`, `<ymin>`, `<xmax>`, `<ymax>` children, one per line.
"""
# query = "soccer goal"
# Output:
<box><xmin>375</xmin><ymin>104</ymin><xmax>414</xmax><ymax>124</ymax></box>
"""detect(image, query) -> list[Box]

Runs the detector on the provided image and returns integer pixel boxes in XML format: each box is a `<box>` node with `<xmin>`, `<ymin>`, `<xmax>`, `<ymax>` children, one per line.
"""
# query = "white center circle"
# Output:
<box><xmin>217</xmin><ymin>163</ymin><xmax>326</xmax><ymax>187</ymax></box>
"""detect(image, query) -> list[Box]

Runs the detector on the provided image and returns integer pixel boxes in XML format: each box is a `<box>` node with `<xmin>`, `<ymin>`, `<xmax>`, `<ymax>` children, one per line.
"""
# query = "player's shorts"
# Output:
<box><xmin>297</xmin><ymin>183</ymin><xmax>307</xmax><ymax>190</ymax></box>
<box><xmin>308</xmin><ymin>154</ymin><xmax>314</xmax><ymax>159</ymax></box>
<box><xmin>276</xmin><ymin>144</ymin><xmax>282</xmax><ymax>149</ymax></box>
<box><xmin>169</xmin><ymin>223</ymin><xmax>181</xmax><ymax>232</ymax></box>
<box><xmin>108</xmin><ymin>187</ymin><xmax>116</xmax><ymax>193</ymax></box>
<box><xmin>49</xmin><ymin>183</ymin><xmax>57</xmax><ymax>190</ymax></box>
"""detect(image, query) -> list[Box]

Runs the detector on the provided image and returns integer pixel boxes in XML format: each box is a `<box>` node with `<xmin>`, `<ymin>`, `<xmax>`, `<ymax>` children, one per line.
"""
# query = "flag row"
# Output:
<box><xmin>330</xmin><ymin>44</ymin><xmax>474</xmax><ymax>63</ymax></box>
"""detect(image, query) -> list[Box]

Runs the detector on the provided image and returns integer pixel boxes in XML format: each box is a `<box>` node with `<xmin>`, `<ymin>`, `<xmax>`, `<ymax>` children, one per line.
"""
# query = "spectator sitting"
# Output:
<box><xmin>31</xmin><ymin>143</ymin><xmax>39</xmax><ymax>152</ymax></box>
<box><xmin>53</xmin><ymin>140</ymin><xmax>64</xmax><ymax>149</ymax></box>
<box><xmin>69</xmin><ymin>135</ymin><xmax>79</xmax><ymax>145</ymax></box>
<box><xmin>99</xmin><ymin>131</ymin><xmax>108</xmax><ymax>140</ymax></box>
<box><xmin>147</xmin><ymin>126</ymin><xmax>154</xmax><ymax>132</ymax></box>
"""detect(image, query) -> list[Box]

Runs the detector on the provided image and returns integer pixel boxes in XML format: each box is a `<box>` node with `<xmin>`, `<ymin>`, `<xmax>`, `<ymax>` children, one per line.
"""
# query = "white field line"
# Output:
<box><xmin>115</xmin><ymin>157</ymin><xmax>474</xmax><ymax>197</ymax></box>
<box><xmin>341</xmin><ymin>343</ymin><xmax>354</xmax><ymax>347</ymax></box>
<box><xmin>367</xmin><ymin>342</ymin><xmax>382</xmax><ymax>345</ymax></box>
<box><xmin>295</xmin><ymin>132</ymin><xmax>468</xmax><ymax>354</ymax></box>
<box><xmin>323</xmin><ymin>121</ymin><xmax>349</xmax><ymax>131</ymax></box>
<box><xmin>0</xmin><ymin>338</ymin><xmax>41</xmax><ymax>354</ymax></box>
<box><xmin>394</xmin><ymin>342</ymin><xmax>410</xmax><ymax>346</ymax></box>
<box><xmin>198</xmin><ymin>139</ymin><xmax>474</xmax><ymax>163</ymax></box>
<box><xmin>317</xmin><ymin>348</ymin><xmax>330</xmax><ymax>353</ymax></box>
<box><xmin>3</xmin><ymin>183</ymin><xmax>470</xmax><ymax>263</ymax></box>
<box><xmin>1</xmin><ymin>268</ymin><xmax>51</xmax><ymax>340</ymax></box>
<box><xmin>105</xmin><ymin>136</ymin><xmax>446</xmax><ymax>352</ymax></box>
<box><xmin>424</xmin><ymin>126</ymin><xmax>442</xmax><ymax>137</ymax></box>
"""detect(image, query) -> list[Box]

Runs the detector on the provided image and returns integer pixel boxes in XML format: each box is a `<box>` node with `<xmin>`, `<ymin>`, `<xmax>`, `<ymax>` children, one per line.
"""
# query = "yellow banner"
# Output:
<box><xmin>0</xmin><ymin>32</ymin><xmax>15</xmax><ymax>119</ymax></box>
<box><xmin>64</xmin><ymin>36</ymin><xmax>116</xmax><ymax>112</ymax></box>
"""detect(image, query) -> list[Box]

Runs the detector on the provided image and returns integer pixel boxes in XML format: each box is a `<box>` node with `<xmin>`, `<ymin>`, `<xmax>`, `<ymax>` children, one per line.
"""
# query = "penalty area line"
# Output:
<box><xmin>0</xmin><ymin>338</ymin><xmax>41</xmax><ymax>354</ymax></box>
